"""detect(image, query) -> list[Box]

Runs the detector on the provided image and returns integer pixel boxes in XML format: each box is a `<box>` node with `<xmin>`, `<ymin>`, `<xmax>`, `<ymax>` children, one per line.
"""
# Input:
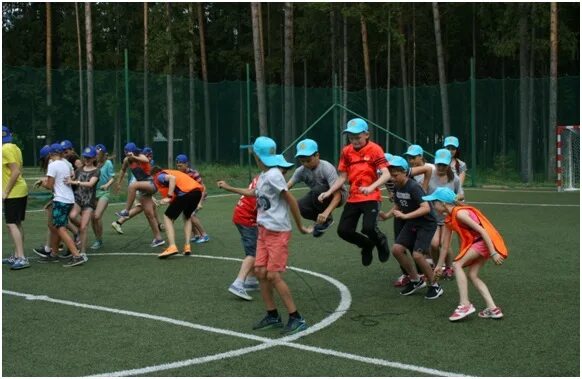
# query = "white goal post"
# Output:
<box><xmin>556</xmin><ymin>125</ymin><xmax>580</xmax><ymax>192</ymax></box>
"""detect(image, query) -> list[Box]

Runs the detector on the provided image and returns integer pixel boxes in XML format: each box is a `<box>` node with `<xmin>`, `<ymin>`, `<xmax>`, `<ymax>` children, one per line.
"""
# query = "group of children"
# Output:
<box><xmin>2</xmin><ymin>118</ymin><xmax>508</xmax><ymax>334</ymax></box>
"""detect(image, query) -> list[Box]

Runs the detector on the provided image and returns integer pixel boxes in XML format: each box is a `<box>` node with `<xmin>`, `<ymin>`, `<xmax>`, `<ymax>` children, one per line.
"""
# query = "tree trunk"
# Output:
<box><xmin>330</xmin><ymin>7</ymin><xmax>336</xmax><ymax>85</ymax></box>
<box><xmin>46</xmin><ymin>2</ymin><xmax>53</xmax><ymax>143</ymax></box>
<box><xmin>283</xmin><ymin>3</ymin><xmax>293</xmax><ymax>152</ymax></box>
<box><xmin>527</xmin><ymin>17</ymin><xmax>535</xmax><ymax>182</ymax></box>
<box><xmin>188</xmin><ymin>4</ymin><xmax>196</xmax><ymax>163</ymax></box>
<box><xmin>304</xmin><ymin>59</ymin><xmax>307</xmax><ymax>131</ymax></box>
<box><xmin>432</xmin><ymin>2</ymin><xmax>450</xmax><ymax>137</ymax></box>
<box><xmin>399</xmin><ymin>14</ymin><xmax>411</xmax><ymax>142</ymax></box>
<box><xmin>385</xmin><ymin>22</ymin><xmax>392</xmax><ymax>152</ymax></box>
<box><xmin>412</xmin><ymin>4</ymin><xmax>417</xmax><ymax>141</ymax></box>
<box><xmin>251</xmin><ymin>3</ymin><xmax>268</xmax><ymax>136</ymax></box>
<box><xmin>342</xmin><ymin>13</ymin><xmax>348</xmax><ymax>129</ymax></box>
<box><xmin>198</xmin><ymin>3</ymin><xmax>212</xmax><ymax>161</ymax></box>
<box><xmin>166</xmin><ymin>3</ymin><xmax>174</xmax><ymax>167</ymax></box>
<box><xmin>519</xmin><ymin>4</ymin><xmax>530</xmax><ymax>182</ymax></box>
<box><xmin>143</xmin><ymin>3</ymin><xmax>150</xmax><ymax>147</ymax></box>
<box><xmin>85</xmin><ymin>2</ymin><xmax>94</xmax><ymax>145</ymax></box>
<box><xmin>501</xmin><ymin>59</ymin><xmax>506</xmax><ymax>156</ymax></box>
<box><xmin>74</xmin><ymin>3</ymin><xmax>84</xmax><ymax>148</ymax></box>
<box><xmin>361</xmin><ymin>14</ymin><xmax>373</xmax><ymax>122</ymax></box>
<box><xmin>548</xmin><ymin>2</ymin><xmax>558</xmax><ymax>181</ymax></box>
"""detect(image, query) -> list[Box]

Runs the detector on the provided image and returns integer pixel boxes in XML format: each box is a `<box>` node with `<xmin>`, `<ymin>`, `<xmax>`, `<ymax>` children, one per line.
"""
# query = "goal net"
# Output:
<box><xmin>557</xmin><ymin>125</ymin><xmax>580</xmax><ymax>191</ymax></box>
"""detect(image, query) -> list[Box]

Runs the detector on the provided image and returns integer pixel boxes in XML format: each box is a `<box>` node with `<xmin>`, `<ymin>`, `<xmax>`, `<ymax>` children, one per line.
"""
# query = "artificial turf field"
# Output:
<box><xmin>2</xmin><ymin>186</ymin><xmax>580</xmax><ymax>376</ymax></box>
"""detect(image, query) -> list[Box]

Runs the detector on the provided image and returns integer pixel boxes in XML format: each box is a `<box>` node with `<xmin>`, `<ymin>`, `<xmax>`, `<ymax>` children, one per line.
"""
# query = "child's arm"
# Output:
<box><xmin>318</xmin><ymin>172</ymin><xmax>347</xmax><ymax>202</ymax></box>
<box><xmin>457</xmin><ymin>210</ymin><xmax>505</xmax><ymax>265</ymax></box>
<box><xmin>393</xmin><ymin>201</ymin><xmax>430</xmax><ymax>220</ymax></box>
<box><xmin>217</xmin><ymin>180</ymin><xmax>255</xmax><ymax>197</ymax></box>
<box><xmin>114</xmin><ymin>157</ymin><xmax>129</xmax><ymax>193</ymax></box>
<box><xmin>360</xmin><ymin>167</ymin><xmax>391</xmax><ymax>194</ymax></box>
<box><xmin>282</xmin><ymin>190</ymin><xmax>313</xmax><ymax>234</ymax></box>
<box><xmin>129</xmin><ymin>152</ymin><xmax>150</xmax><ymax>163</ymax></box>
<box><xmin>410</xmin><ymin>165</ymin><xmax>432</xmax><ymax>193</ymax></box>
<box><xmin>434</xmin><ymin>225</ymin><xmax>453</xmax><ymax>278</ymax></box>
<box><xmin>316</xmin><ymin>190</ymin><xmax>341</xmax><ymax>224</ymax></box>
<box><xmin>379</xmin><ymin>205</ymin><xmax>395</xmax><ymax>221</ymax></box>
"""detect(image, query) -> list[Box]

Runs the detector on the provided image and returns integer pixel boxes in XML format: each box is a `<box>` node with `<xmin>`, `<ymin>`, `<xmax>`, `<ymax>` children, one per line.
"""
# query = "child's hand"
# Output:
<box><xmin>359</xmin><ymin>186</ymin><xmax>374</xmax><ymax>195</ymax></box>
<box><xmin>160</xmin><ymin>197</ymin><xmax>172</xmax><ymax>205</ymax></box>
<box><xmin>491</xmin><ymin>253</ymin><xmax>504</xmax><ymax>265</ymax></box>
<box><xmin>216</xmin><ymin>180</ymin><xmax>228</xmax><ymax>189</ymax></box>
<box><xmin>34</xmin><ymin>179</ymin><xmax>43</xmax><ymax>189</ymax></box>
<box><xmin>300</xmin><ymin>225</ymin><xmax>314</xmax><ymax>235</ymax></box>
<box><xmin>316</xmin><ymin>213</ymin><xmax>329</xmax><ymax>224</ymax></box>
<box><xmin>317</xmin><ymin>191</ymin><xmax>330</xmax><ymax>202</ymax></box>
<box><xmin>393</xmin><ymin>210</ymin><xmax>407</xmax><ymax>219</ymax></box>
<box><xmin>433</xmin><ymin>266</ymin><xmax>444</xmax><ymax>280</ymax></box>
<box><xmin>378</xmin><ymin>211</ymin><xmax>389</xmax><ymax>221</ymax></box>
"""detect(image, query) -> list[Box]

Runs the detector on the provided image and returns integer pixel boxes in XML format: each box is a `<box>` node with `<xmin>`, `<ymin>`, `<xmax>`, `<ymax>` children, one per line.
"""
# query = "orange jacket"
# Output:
<box><xmin>153</xmin><ymin>169</ymin><xmax>203</xmax><ymax>200</ymax></box>
<box><xmin>446</xmin><ymin>205</ymin><xmax>508</xmax><ymax>263</ymax></box>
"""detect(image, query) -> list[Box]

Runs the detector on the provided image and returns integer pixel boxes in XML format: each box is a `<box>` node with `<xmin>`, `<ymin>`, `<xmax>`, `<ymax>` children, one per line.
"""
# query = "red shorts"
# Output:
<box><xmin>471</xmin><ymin>239</ymin><xmax>492</xmax><ymax>258</ymax></box>
<box><xmin>255</xmin><ymin>226</ymin><xmax>291</xmax><ymax>272</ymax></box>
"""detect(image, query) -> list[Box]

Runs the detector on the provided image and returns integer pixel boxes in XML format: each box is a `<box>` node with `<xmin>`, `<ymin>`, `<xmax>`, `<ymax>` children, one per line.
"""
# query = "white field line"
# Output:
<box><xmin>3</xmin><ymin>253</ymin><xmax>468</xmax><ymax>377</ymax></box>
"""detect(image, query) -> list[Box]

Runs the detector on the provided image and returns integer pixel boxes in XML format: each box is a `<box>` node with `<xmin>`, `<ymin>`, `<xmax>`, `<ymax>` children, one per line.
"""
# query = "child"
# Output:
<box><xmin>387</xmin><ymin>155</ymin><xmax>443</xmax><ymax>299</ymax></box>
<box><xmin>67</xmin><ymin>146</ymin><xmax>100</xmax><ymax>261</ymax></box>
<box><xmin>37</xmin><ymin>144</ymin><xmax>85</xmax><ymax>267</ymax></box>
<box><xmin>217</xmin><ymin>175</ymin><xmax>260</xmax><ymax>301</ymax></box>
<box><xmin>2</xmin><ymin>126</ymin><xmax>30</xmax><ymax>270</ymax></box>
<box><xmin>287</xmin><ymin>139</ymin><xmax>347</xmax><ymax>237</ymax></box>
<box><xmin>60</xmin><ymin>139</ymin><xmax>82</xmax><ymax>169</ymax></box>
<box><xmin>319</xmin><ymin>118</ymin><xmax>391</xmax><ymax>266</ymax></box>
<box><xmin>175</xmin><ymin>154</ymin><xmax>210</xmax><ymax>244</ymax></box>
<box><xmin>90</xmin><ymin>144</ymin><xmax>115</xmax><ymax>250</ymax></box>
<box><xmin>403</xmin><ymin>144</ymin><xmax>433</xmax><ymax>193</ymax></box>
<box><xmin>218</xmin><ymin>136</ymin><xmax>312</xmax><ymax>335</ymax></box>
<box><xmin>422</xmin><ymin>187</ymin><xmax>507</xmax><ymax>321</ymax></box>
<box><xmin>443</xmin><ymin>136</ymin><xmax>467</xmax><ymax>186</ymax></box>
<box><xmin>151</xmin><ymin>167</ymin><xmax>204</xmax><ymax>258</ymax></box>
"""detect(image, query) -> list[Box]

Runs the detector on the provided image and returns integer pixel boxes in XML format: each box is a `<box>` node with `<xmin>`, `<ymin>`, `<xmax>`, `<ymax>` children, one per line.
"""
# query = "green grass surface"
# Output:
<box><xmin>2</xmin><ymin>187</ymin><xmax>580</xmax><ymax>376</ymax></box>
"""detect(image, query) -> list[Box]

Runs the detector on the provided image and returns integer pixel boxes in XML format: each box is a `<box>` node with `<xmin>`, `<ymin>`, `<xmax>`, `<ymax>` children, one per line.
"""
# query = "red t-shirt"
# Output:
<box><xmin>232</xmin><ymin>175</ymin><xmax>259</xmax><ymax>227</ymax></box>
<box><xmin>338</xmin><ymin>141</ymin><xmax>388</xmax><ymax>203</ymax></box>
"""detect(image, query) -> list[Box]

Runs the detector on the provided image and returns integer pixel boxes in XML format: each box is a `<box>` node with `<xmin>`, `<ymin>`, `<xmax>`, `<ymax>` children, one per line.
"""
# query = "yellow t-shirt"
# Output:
<box><xmin>2</xmin><ymin>143</ymin><xmax>28</xmax><ymax>198</ymax></box>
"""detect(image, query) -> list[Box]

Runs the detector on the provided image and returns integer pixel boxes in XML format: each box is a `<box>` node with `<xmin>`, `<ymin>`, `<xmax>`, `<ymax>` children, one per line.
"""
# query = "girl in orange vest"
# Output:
<box><xmin>422</xmin><ymin>187</ymin><xmax>508</xmax><ymax>322</ymax></box>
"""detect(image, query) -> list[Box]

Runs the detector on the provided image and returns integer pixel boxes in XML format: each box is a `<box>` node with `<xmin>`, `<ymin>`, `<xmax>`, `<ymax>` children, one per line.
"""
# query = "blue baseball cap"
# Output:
<box><xmin>275</xmin><ymin>154</ymin><xmax>294</xmax><ymax>168</ymax></box>
<box><xmin>176</xmin><ymin>154</ymin><xmax>189</xmax><ymax>163</ymax></box>
<box><xmin>443</xmin><ymin>136</ymin><xmax>459</xmax><ymax>148</ymax></box>
<box><xmin>49</xmin><ymin>143</ymin><xmax>63</xmax><ymax>154</ymax></box>
<box><xmin>404</xmin><ymin>144</ymin><xmax>423</xmax><ymax>157</ymax></box>
<box><xmin>39</xmin><ymin>145</ymin><xmax>51</xmax><ymax>159</ymax></box>
<box><xmin>388</xmin><ymin>155</ymin><xmax>409</xmax><ymax>171</ymax></box>
<box><xmin>434</xmin><ymin>148</ymin><xmax>452</xmax><ymax>165</ymax></box>
<box><xmin>253</xmin><ymin>136</ymin><xmax>279</xmax><ymax>167</ymax></box>
<box><xmin>124</xmin><ymin>142</ymin><xmax>138</xmax><ymax>153</ymax></box>
<box><xmin>343</xmin><ymin>118</ymin><xmax>368</xmax><ymax>134</ymax></box>
<box><xmin>422</xmin><ymin>187</ymin><xmax>457</xmax><ymax>204</ymax></box>
<box><xmin>2</xmin><ymin>126</ymin><xmax>12</xmax><ymax>144</ymax></box>
<box><xmin>60</xmin><ymin>139</ymin><xmax>74</xmax><ymax>150</ymax></box>
<box><xmin>95</xmin><ymin>144</ymin><xmax>107</xmax><ymax>153</ymax></box>
<box><xmin>295</xmin><ymin>139</ymin><xmax>318</xmax><ymax>157</ymax></box>
<box><xmin>82</xmin><ymin>145</ymin><xmax>97</xmax><ymax>158</ymax></box>
<box><xmin>142</xmin><ymin>147</ymin><xmax>153</xmax><ymax>155</ymax></box>
<box><xmin>384</xmin><ymin>153</ymin><xmax>393</xmax><ymax>162</ymax></box>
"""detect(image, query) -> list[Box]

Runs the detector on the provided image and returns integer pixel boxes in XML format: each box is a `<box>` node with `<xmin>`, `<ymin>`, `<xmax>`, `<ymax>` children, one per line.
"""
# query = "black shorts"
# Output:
<box><xmin>164</xmin><ymin>190</ymin><xmax>202</xmax><ymax>221</ymax></box>
<box><xmin>3</xmin><ymin>196</ymin><xmax>27</xmax><ymax>224</ymax></box>
<box><xmin>394</xmin><ymin>221</ymin><xmax>437</xmax><ymax>255</ymax></box>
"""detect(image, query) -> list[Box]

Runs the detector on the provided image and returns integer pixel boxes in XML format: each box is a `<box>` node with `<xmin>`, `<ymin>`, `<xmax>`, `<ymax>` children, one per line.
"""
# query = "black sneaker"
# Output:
<box><xmin>252</xmin><ymin>314</ymin><xmax>283</xmax><ymax>330</ymax></box>
<box><xmin>58</xmin><ymin>250</ymin><xmax>72</xmax><ymax>261</ymax></box>
<box><xmin>38</xmin><ymin>253</ymin><xmax>60</xmax><ymax>263</ymax></box>
<box><xmin>360</xmin><ymin>245</ymin><xmax>374</xmax><ymax>266</ymax></box>
<box><xmin>400</xmin><ymin>279</ymin><xmax>427</xmax><ymax>296</ymax></box>
<box><xmin>376</xmin><ymin>235</ymin><xmax>390</xmax><ymax>263</ymax></box>
<box><xmin>63</xmin><ymin>255</ymin><xmax>85</xmax><ymax>268</ymax></box>
<box><xmin>425</xmin><ymin>284</ymin><xmax>444</xmax><ymax>300</ymax></box>
<box><xmin>33</xmin><ymin>246</ymin><xmax>51</xmax><ymax>258</ymax></box>
<box><xmin>312</xmin><ymin>218</ymin><xmax>334</xmax><ymax>238</ymax></box>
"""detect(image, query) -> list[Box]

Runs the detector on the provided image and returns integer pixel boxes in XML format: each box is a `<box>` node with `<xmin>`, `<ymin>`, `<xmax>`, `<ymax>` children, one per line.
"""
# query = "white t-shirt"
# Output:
<box><xmin>256</xmin><ymin>167</ymin><xmax>291</xmax><ymax>232</ymax></box>
<box><xmin>47</xmin><ymin>159</ymin><xmax>75</xmax><ymax>204</ymax></box>
<box><xmin>413</xmin><ymin>163</ymin><xmax>436</xmax><ymax>185</ymax></box>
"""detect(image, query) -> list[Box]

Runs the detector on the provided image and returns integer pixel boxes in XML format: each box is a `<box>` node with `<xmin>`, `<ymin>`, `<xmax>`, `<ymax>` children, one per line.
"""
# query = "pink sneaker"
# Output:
<box><xmin>449</xmin><ymin>304</ymin><xmax>476</xmax><ymax>321</ymax></box>
<box><xmin>393</xmin><ymin>274</ymin><xmax>410</xmax><ymax>287</ymax></box>
<box><xmin>443</xmin><ymin>266</ymin><xmax>455</xmax><ymax>280</ymax></box>
<box><xmin>478</xmin><ymin>307</ymin><xmax>504</xmax><ymax>319</ymax></box>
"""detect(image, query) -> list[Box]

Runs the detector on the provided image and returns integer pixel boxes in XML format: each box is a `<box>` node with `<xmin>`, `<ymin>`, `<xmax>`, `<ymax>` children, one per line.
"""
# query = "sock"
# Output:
<box><xmin>289</xmin><ymin>310</ymin><xmax>300</xmax><ymax>319</ymax></box>
<box><xmin>44</xmin><ymin>245</ymin><xmax>50</xmax><ymax>253</ymax></box>
<box><xmin>267</xmin><ymin>309</ymin><xmax>279</xmax><ymax>318</ymax></box>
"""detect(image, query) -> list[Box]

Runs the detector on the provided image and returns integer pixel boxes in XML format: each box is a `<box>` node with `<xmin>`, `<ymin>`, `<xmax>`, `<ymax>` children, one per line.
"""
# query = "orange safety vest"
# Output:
<box><xmin>154</xmin><ymin>169</ymin><xmax>203</xmax><ymax>200</ymax></box>
<box><xmin>445</xmin><ymin>205</ymin><xmax>508</xmax><ymax>263</ymax></box>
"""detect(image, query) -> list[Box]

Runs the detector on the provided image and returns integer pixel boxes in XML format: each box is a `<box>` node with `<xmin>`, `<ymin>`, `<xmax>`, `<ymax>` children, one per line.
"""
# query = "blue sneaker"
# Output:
<box><xmin>244</xmin><ymin>281</ymin><xmax>260</xmax><ymax>291</ymax></box>
<box><xmin>312</xmin><ymin>219</ymin><xmax>334</xmax><ymax>238</ymax></box>
<box><xmin>11</xmin><ymin>257</ymin><xmax>31</xmax><ymax>270</ymax></box>
<box><xmin>2</xmin><ymin>255</ymin><xmax>16</xmax><ymax>265</ymax></box>
<box><xmin>194</xmin><ymin>235</ymin><xmax>209</xmax><ymax>244</ymax></box>
<box><xmin>150</xmin><ymin>238</ymin><xmax>166</xmax><ymax>248</ymax></box>
<box><xmin>228</xmin><ymin>284</ymin><xmax>252</xmax><ymax>301</ymax></box>
<box><xmin>90</xmin><ymin>240</ymin><xmax>103</xmax><ymax>250</ymax></box>
<box><xmin>190</xmin><ymin>235</ymin><xmax>200</xmax><ymax>243</ymax></box>
<box><xmin>252</xmin><ymin>314</ymin><xmax>283</xmax><ymax>330</ymax></box>
<box><xmin>281</xmin><ymin>316</ymin><xmax>308</xmax><ymax>335</ymax></box>
<box><xmin>115</xmin><ymin>209</ymin><xmax>130</xmax><ymax>218</ymax></box>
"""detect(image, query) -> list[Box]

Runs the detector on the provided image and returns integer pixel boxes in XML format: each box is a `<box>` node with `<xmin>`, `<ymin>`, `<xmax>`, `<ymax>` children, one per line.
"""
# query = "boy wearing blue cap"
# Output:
<box><xmin>387</xmin><ymin>156</ymin><xmax>442</xmax><ymax>299</ymax></box>
<box><xmin>217</xmin><ymin>136</ymin><xmax>312</xmax><ymax>335</ymax></box>
<box><xmin>2</xmin><ymin>126</ymin><xmax>30</xmax><ymax>269</ymax></box>
<box><xmin>318</xmin><ymin>118</ymin><xmax>391</xmax><ymax>266</ymax></box>
<box><xmin>287</xmin><ymin>139</ymin><xmax>347</xmax><ymax>237</ymax></box>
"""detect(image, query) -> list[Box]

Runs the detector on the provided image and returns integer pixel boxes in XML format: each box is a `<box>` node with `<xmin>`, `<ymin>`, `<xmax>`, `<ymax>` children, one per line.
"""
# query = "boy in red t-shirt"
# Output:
<box><xmin>319</xmin><ymin>118</ymin><xmax>391</xmax><ymax>266</ymax></box>
<box><xmin>217</xmin><ymin>175</ymin><xmax>260</xmax><ymax>301</ymax></box>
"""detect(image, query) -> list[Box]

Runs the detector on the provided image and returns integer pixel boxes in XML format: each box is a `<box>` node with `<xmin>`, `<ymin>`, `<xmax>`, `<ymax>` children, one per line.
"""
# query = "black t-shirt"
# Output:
<box><xmin>393</xmin><ymin>178</ymin><xmax>437</xmax><ymax>225</ymax></box>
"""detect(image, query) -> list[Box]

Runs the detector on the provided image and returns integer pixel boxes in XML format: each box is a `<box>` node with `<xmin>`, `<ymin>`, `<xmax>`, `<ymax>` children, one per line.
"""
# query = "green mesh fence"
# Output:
<box><xmin>2</xmin><ymin>65</ymin><xmax>579</xmax><ymax>183</ymax></box>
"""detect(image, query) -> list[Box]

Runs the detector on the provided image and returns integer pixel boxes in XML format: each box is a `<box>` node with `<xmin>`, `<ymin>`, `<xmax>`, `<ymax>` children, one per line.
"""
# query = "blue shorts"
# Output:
<box><xmin>235</xmin><ymin>224</ymin><xmax>258</xmax><ymax>257</ymax></box>
<box><xmin>52</xmin><ymin>201</ymin><xmax>74</xmax><ymax>228</ymax></box>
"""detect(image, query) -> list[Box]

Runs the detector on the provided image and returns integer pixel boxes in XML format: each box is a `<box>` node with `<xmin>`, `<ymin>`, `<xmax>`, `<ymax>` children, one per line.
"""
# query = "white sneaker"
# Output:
<box><xmin>228</xmin><ymin>284</ymin><xmax>252</xmax><ymax>301</ymax></box>
<box><xmin>449</xmin><ymin>304</ymin><xmax>476</xmax><ymax>321</ymax></box>
<box><xmin>111</xmin><ymin>221</ymin><xmax>124</xmax><ymax>234</ymax></box>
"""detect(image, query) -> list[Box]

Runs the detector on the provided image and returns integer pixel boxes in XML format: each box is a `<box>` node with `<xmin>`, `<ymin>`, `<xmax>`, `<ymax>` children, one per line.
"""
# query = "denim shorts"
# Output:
<box><xmin>235</xmin><ymin>223</ymin><xmax>258</xmax><ymax>257</ymax></box>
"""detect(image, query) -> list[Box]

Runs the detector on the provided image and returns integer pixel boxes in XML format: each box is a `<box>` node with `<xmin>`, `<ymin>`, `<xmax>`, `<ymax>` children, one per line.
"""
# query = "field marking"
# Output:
<box><xmin>3</xmin><ymin>253</ymin><xmax>467</xmax><ymax>377</ymax></box>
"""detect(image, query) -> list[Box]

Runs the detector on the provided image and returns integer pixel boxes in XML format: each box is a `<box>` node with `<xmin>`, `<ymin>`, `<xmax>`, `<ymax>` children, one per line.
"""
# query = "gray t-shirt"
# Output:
<box><xmin>256</xmin><ymin>167</ymin><xmax>291</xmax><ymax>232</ymax></box>
<box><xmin>413</xmin><ymin>162</ymin><xmax>435</xmax><ymax>185</ymax></box>
<box><xmin>290</xmin><ymin>159</ymin><xmax>347</xmax><ymax>204</ymax></box>
<box><xmin>427</xmin><ymin>170</ymin><xmax>464</xmax><ymax>225</ymax></box>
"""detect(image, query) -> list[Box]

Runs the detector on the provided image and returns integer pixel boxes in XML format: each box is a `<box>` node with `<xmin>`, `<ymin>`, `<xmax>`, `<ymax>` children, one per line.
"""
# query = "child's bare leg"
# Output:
<box><xmin>467</xmin><ymin>257</ymin><xmax>497</xmax><ymax>309</ymax></box>
<box><xmin>413</xmin><ymin>250</ymin><xmax>435</xmax><ymax>283</ymax></box>
<box><xmin>392</xmin><ymin>244</ymin><xmax>419</xmax><ymax>280</ymax></box>
<box><xmin>256</xmin><ymin>267</ymin><xmax>275</xmax><ymax>310</ymax></box>
<box><xmin>267</xmin><ymin>271</ymin><xmax>297</xmax><ymax>313</ymax></box>
<box><xmin>453</xmin><ymin>250</ymin><xmax>481</xmax><ymax>306</ymax></box>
